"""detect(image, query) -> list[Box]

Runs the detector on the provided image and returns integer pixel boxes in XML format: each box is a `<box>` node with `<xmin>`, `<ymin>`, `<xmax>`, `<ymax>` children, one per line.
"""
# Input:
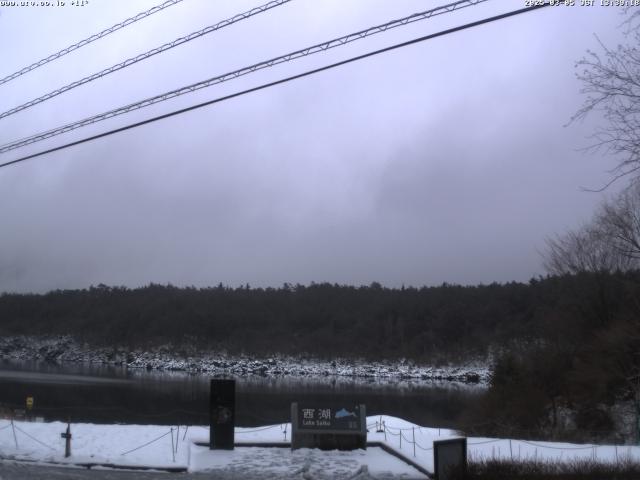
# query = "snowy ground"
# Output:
<box><xmin>1</xmin><ymin>416</ymin><xmax>639</xmax><ymax>479</ymax></box>
<box><xmin>0</xmin><ymin>335</ymin><xmax>489</xmax><ymax>384</ymax></box>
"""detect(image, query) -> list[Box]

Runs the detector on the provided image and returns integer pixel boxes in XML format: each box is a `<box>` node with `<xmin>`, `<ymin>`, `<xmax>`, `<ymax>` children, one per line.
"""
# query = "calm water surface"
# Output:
<box><xmin>0</xmin><ymin>359</ymin><xmax>483</xmax><ymax>428</ymax></box>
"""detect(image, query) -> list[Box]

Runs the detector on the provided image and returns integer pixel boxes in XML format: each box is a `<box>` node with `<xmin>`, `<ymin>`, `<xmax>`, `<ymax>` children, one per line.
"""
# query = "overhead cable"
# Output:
<box><xmin>0</xmin><ymin>0</ymin><xmax>185</xmax><ymax>87</ymax></box>
<box><xmin>0</xmin><ymin>0</ymin><xmax>487</xmax><ymax>152</ymax></box>
<box><xmin>0</xmin><ymin>0</ymin><xmax>292</xmax><ymax>121</ymax></box>
<box><xmin>0</xmin><ymin>3</ymin><xmax>551</xmax><ymax>170</ymax></box>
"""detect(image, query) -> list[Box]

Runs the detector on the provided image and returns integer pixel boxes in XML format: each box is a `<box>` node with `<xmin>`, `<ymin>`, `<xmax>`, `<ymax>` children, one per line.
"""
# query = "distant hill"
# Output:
<box><xmin>1</xmin><ymin>272</ymin><xmax>638</xmax><ymax>362</ymax></box>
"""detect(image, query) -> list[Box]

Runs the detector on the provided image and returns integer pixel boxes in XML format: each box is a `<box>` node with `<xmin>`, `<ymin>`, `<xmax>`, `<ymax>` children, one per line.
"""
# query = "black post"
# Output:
<box><xmin>10</xmin><ymin>419</ymin><xmax>18</xmax><ymax>448</ymax></box>
<box><xmin>61</xmin><ymin>423</ymin><xmax>71</xmax><ymax>458</ymax></box>
<box><xmin>433</xmin><ymin>438</ymin><xmax>467</xmax><ymax>480</ymax></box>
<box><xmin>210</xmin><ymin>379</ymin><xmax>235</xmax><ymax>450</ymax></box>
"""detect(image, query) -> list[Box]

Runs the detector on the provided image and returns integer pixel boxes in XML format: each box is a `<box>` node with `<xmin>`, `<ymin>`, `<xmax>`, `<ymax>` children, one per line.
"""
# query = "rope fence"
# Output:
<box><xmin>371</xmin><ymin>418</ymin><xmax>637</xmax><ymax>463</ymax></box>
<box><xmin>376</xmin><ymin>420</ymin><xmax>434</xmax><ymax>456</ymax></box>
<box><xmin>120</xmin><ymin>429</ymin><xmax>173</xmax><ymax>456</ymax></box>
<box><xmin>519</xmin><ymin>439</ymin><xmax>598</xmax><ymax>451</ymax></box>
<box><xmin>12</xmin><ymin>423</ymin><xmax>56</xmax><ymax>451</ymax></box>
<box><xmin>2</xmin><ymin>413</ymin><xmax>639</xmax><ymax>466</ymax></box>
<box><xmin>468</xmin><ymin>439</ymin><xmax>503</xmax><ymax>446</ymax></box>
<box><xmin>236</xmin><ymin>425</ymin><xmax>280</xmax><ymax>434</ymax></box>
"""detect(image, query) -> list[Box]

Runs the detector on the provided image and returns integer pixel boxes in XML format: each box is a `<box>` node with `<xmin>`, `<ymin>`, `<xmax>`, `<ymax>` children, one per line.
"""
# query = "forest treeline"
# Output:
<box><xmin>0</xmin><ymin>272</ymin><xmax>638</xmax><ymax>362</ymax></box>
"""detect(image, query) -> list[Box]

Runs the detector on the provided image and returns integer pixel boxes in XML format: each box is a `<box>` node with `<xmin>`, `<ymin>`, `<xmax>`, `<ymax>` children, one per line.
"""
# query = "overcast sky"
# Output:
<box><xmin>0</xmin><ymin>0</ymin><xmax>633</xmax><ymax>293</ymax></box>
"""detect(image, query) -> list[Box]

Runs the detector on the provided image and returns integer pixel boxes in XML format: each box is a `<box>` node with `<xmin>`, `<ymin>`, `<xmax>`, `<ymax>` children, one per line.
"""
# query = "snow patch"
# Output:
<box><xmin>0</xmin><ymin>335</ymin><xmax>490</xmax><ymax>384</ymax></box>
<box><xmin>1</xmin><ymin>416</ymin><xmax>638</xmax><ymax>477</ymax></box>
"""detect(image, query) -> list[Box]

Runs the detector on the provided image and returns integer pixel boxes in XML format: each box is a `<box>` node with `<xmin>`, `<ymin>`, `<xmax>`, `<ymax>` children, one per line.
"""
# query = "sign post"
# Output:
<box><xmin>209</xmin><ymin>379</ymin><xmax>235</xmax><ymax>450</ymax></box>
<box><xmin>433</xmin><ymin>437</ymin><xmax>467</xmax><ymax>480</ymax></box>
<box><xmin>291</xmin><ymin>403</ymin><xmax>366</xmax><ymax>450</ymax></box>
<box><xmin>60</xmin><ymin>423</ymin><xmax>72</xmax><ymax>458</ymax></box>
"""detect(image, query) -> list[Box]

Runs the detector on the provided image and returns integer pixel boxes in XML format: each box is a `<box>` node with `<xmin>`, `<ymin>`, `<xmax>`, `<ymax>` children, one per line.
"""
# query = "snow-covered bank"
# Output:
<box><xmin>0</xmin><ymin>336</ymin><xmax>489</xmax><ymax>384</ymax></box>
<box><xmin>1</xmin><ymin>416</ymin><xmax>638</xmax><ymax>478</ymax></box>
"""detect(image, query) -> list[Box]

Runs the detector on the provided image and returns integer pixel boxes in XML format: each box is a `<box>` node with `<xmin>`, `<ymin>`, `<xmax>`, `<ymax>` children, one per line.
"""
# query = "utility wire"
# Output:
<box><xmin>0</xmin><ymin>0</ymin><xmax>292</xmax><ymax>121</ymax></box>
<box><xmin>0</xmin><ymin>3</ymin><xmax>551</xmax><ymax>170</ymax></box>
<box><xmin>0</xmin><ymin>0</ymin><xmax>185</xmax><ymax>87</ymax></box>
<box><xmin>0</xmin><ymin>0</ymin><xmax>487</xmax><ymax>152</ymax></box>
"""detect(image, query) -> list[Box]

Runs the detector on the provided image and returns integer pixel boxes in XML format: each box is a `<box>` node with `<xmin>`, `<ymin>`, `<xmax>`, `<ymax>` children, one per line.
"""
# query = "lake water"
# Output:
<box><xmin>0</xmin><ymin>359</ymin><xmax>483</xmax><ymax>429</ymax></box>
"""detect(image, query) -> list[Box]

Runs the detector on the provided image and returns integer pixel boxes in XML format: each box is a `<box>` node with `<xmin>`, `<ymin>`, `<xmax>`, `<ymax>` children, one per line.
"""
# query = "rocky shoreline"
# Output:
<box><xmin>0</xmin><ymin>335</ymin><xmax>490</xmax><ymax>384</ymax></box>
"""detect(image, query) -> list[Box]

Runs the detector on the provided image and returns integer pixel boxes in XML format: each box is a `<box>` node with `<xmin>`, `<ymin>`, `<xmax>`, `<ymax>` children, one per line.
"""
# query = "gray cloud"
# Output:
<box><xmin>0</xmin><ymin>0</ymin><xmax>630</xmax><ymax>292</ymax></box>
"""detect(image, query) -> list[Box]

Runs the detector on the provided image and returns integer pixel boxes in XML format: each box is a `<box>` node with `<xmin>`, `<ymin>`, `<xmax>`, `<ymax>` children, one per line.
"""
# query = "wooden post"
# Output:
<box><xmin>509</xmin><ymin>439</ymin><xmax>513</xmax><ymax>461</ymax></box>
<box><xmin>60</xmin><ymin>422</ymin><xmax>71</xmax><ymax>458</ymax></box>
<box><xmin>412</xmin><ymin>427</ymin><xmax>416</xmax><ymax>457</ymax></box>
<box><xmin>171</xmin><ymin>428</ymin><xmax>175</xmax><ymax>462</ymax></box>
<box><xmin>11</xmin><ymin>419</ymin><xmax>18</xmax><ymax>448</ymax></box>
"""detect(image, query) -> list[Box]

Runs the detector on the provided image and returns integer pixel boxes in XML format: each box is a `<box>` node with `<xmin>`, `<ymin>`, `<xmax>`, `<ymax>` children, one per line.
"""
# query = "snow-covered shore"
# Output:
<box><xmin>0</xmin><ymin>335</ymin><xmax>490</xmax><ymax>384</ymax></box>
<box><xmin>1</xmin><ymin>416</ymin><xmax>638</xmax><ymax>478</ymax></box>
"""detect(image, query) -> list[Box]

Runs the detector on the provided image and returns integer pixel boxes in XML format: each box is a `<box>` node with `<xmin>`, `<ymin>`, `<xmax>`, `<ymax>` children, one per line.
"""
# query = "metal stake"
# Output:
<box><xmin>171</xmin><ymin>428</ymin><xmax>175</xmax><ymax>462</ymax></box>
<box><xmin>412</xmin><ymin>427</ymin><xmax>416</xmax><ymax>457</ymax></box>
<box><xmin>11</xmin><ymin>419</ymin><xmax>18</xmax><ymax>448</ymax></box>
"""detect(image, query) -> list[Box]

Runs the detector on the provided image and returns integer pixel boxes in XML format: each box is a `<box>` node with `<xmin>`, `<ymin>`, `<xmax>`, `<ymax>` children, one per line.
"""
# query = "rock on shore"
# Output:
<box><xmin>0</xmin><ymin>335</ymin><xmax>489</xmax><ymax>384</ymax></box>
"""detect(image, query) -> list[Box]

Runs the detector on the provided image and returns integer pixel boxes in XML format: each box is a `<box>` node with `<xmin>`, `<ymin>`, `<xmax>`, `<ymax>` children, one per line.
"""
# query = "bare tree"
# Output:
<box><xmin>597</xmin><ymin>183</ymin><xmax>640</xmax><ymax>261</ymax></box>
<box><xmin>544</xmin><ymin>184</ymin><xmax>640</xmax><ymax>275</ymax></box>
<box><xmin>544</xmin><ymin>222</ymin><xmax>632</xmax><ymax>276</ymax></box>
<box><xmin>543</xmin><ymin>189</ymin><xmax>640</xmax><ymax>335</ymax></box>
<box><xmin>571</xmin><ymin>11</ymin><xmax>640</xmax><ymax>187</ymax></box>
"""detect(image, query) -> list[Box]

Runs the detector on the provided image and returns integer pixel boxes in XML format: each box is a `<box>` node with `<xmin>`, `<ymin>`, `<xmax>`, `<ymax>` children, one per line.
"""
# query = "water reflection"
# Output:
<box><xmin>0</xmin><ymin>359</ymin><xmax>483</xmax><ymax>428</ymax></box>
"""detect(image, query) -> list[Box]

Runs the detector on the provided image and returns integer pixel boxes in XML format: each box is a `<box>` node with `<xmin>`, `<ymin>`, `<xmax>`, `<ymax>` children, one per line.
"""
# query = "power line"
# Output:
<box><xmin>0</xmin><ymin>0</ymin><xmax>292</xmax><ymax>121</ymax></box>
<box><xmin>0</xmin><ymin>3</ymin><xmax>551</xmax><ymax>170</ymax></box>
<box><xmin>0</xmin><ymin>0</ymin><xmax>185</xmax><ymax>87</ymax></box>
<box><xmin>0</xmin><ymin>0</ymin><xmax>487</xmax><ymax>153</ymax></box>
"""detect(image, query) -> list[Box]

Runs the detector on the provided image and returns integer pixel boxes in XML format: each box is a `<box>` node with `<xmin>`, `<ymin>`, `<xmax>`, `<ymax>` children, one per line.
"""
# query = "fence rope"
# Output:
<box><xmin>378</xmin><ymin>422</ymin><xmax>639</xmax><ymax>459</ymax></box>
<box><xmin>468</xmin><ymin>439</ymin><xmax>503</xmax><ymax>446</ymax></box>
<box><xmin>415</xmin><ymin>442</ymin><xmax>433</xmax><ymax>452</ymax></box>
<box><xmin>121</xmin><ymin>429</ymin><xmax>172</xmax><ymax>456</ymax></box>
<box><xmin>12</xmin><ymin>425</ymin><xmax>56</xmax><ymax>451</ymax></box>
<box><xmin>0</xmin><ymin>423</ymin><xmax>12</xmax><ymax>431</ymax></box>
<box><xmin>518</xmin><ymin>439</ymin><xmax>597</xmax><ymax>451</ymax></box>
<box><xmin>384</xmin><ymin>423</ymin><xmax>425</xmax><ymax>432</ymax></box>
<box><xmin>382</xmin><ymin>424</ymin><xmax>433</xmax><ymax>453</ymax></box>
<box><xmin>236</xmin><ymin>425</ymin><xmax>280</xmax><ymax>434</ymax></box>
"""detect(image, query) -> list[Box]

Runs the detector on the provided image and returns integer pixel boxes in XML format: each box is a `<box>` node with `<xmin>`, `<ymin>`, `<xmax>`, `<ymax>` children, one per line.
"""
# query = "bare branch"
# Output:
<box><xmin>570</xmin><ymin>15</ymin><xmax>640</xmax><ymax>186</ymax></box>
<box><xmin>544</xmin><ymin>183</ymin><xmax>640</xmax><ymax>275</ymax></box>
